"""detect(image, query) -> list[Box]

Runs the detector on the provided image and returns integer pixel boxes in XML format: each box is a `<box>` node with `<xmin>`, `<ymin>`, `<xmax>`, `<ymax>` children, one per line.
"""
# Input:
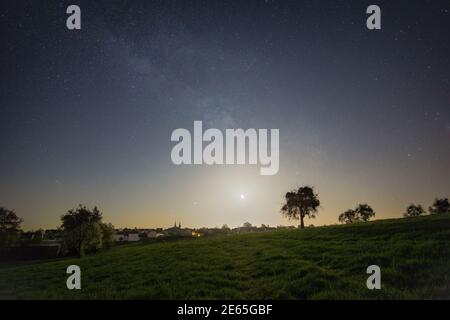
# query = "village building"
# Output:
<box><xmin>114</xmin><ymin>232</ymin><xmax>140</xmax><ymax>242</ymax></box>
<box><xmin>166</xmin><ymin>221</ymin><xmax>192</xmax><ymax>237</ymax></box>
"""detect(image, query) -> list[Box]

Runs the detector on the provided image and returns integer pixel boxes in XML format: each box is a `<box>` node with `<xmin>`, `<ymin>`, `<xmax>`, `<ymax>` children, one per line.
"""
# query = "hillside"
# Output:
<box><xmin>1</xmin><ymin>214</ymin><xmax>449</xmax><ymax>299</ymax></box>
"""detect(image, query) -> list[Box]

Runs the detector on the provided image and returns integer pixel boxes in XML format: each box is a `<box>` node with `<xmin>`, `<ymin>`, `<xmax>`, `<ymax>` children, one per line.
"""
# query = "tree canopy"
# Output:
<box><xmin>404</xmin><ymin>204</ymin><xmax>425</xmax><ymax>217</ymax></box>
<box><xmin>429</xmin><ymin>198</ymin><xmax>450</xmax><ymax>214</ymax></box>
<box><xmin>0</xmin><ymin>207</ymin><xmax>23</xmax><ymax>247</ymax></box>
<box><xmin>355</xmin><ymin>204</ymin><xmax>375</xmax><ymax>222</ymax></box>
<box><xmin>281</xmin><ymin>186</ymin><xmax>320</xmax><ymax>229</ymax></box>
<box><xmin>60</xmin><ymin>205</ymin><xmax>113</xmax><ymax>257</ymax></box>
<box><xmin>338</xmin><ymin>209</ymin><xmax>357</xmax><ymax>224</ymax></box>
<box><xmin>338</xmin><ymin>204</ymin><xmax>375</xmax><ymax>224</ymax></box>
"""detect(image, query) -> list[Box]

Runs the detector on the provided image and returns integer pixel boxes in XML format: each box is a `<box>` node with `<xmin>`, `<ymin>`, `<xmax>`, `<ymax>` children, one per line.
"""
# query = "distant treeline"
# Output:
<box><xmin>280</xmin><ymin>186</ymin><xmax>450</xmax><ymax>227</ymax></box>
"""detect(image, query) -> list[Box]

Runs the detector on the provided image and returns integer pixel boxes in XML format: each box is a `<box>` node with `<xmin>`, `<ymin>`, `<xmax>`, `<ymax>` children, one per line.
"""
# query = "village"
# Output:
<box><xmin>112</xmin><ymin>222</ymin><xmax>296</xmax><ymax>242</ymax></box>
<box><xmin>18</xmin><ymin>221</ymin><xmax>297</xmax><ymax>245</ymax></box>
<box><xmin>1</xmin><ymin>202</ymin><xmax>303</xmax><ymax>262</ymax></box>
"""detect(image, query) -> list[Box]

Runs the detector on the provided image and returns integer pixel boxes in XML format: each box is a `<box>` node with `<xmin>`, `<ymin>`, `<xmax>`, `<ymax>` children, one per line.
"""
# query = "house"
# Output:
<box><xmin>145</xmin><ymin>230</ymin><xmax>157</xmax><ymax>238</ymax></box>
<box><xmin>127</xmin><ymin>233</ymin><xmax>140</xmax><ymax>241</ymax></box>
<box><xmin>114</xmin><ymin>233</ymin><xmax>126</xmax><ymax>242</ymax></box>
<box><xmin>166</xmin><ymin>221</ymin><xmax>192</xmax><ymax>237</ymax></box>
<box><xmin>114</xmin><ymin>232</ymin><xmax>140</xmax><ymax>242</ymax></box>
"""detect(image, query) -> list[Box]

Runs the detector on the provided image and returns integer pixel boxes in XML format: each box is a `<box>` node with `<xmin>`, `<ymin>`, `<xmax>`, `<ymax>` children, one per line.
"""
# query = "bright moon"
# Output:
<box><xmin>240</xmin><ymin>194</ymin><xmax>245</xmax><ymax>199</ymax></box>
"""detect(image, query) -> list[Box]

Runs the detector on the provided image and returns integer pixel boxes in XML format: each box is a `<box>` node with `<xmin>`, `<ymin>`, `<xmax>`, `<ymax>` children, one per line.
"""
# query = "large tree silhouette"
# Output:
<box><xmin>60</xmin><ymin>205</ymin><xmax>104</xmax><ymax>257</ymax></box>
<box><xmin>0</xmin><ymin>207</ymin><xmax>23</xmax><ymax>247</ymax></box>
<box><xmin>429</xmin><ymin>198</ymin><xmax>450</xmax><ymax>214</ymax></box>
<box><xmin>338</xmin><ymin>204</ymin><xmax>375</xmax><ymax>223</ymax></box>
<box><xmin>404</xmin><ymin>204</ymin><xmax>425</xmax><ymax>217</ymax></box>
<box><xmin>355</xmin><ymin>204</ymin><xmax>375</xmax><ymax>222</ymax></box>
<box><xmin>338</xmin><ymin>209</ymin><xmax>357</xmax><ymax>224</ymax></box>
<box><xmin>281</xmin><ymin>186</ymin><xmax>320</xmax><ymax>229</ymax></box>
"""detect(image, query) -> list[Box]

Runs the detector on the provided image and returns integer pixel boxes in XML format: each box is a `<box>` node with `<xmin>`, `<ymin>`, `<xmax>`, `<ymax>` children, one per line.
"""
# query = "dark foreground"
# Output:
<box><xmin>1</xmin><ymin>214</ymin><xmax>449</xmax><ymax>299</ymax></box>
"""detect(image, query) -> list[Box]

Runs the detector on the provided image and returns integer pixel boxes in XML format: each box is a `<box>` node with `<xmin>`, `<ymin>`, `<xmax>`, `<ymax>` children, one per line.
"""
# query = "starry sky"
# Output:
<box><xmin>1</xmin><ymin>0</ymin><xmax>449</xmax><ymax>230</ymax></box>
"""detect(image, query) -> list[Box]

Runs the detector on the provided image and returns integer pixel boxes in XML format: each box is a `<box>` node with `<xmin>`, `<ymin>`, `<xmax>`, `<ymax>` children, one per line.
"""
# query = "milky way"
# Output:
<box><xmin>0</xmin><ymin>0</ymin><xmax>449</xmax><ymax>229</ymax></box>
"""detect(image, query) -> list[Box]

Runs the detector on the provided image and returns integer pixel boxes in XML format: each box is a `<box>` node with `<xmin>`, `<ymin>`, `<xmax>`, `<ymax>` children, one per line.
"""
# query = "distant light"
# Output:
<box><xmin>240</xmin><ymin>194</ymin><xmax>245</xmax><ymax>199</ymax></box>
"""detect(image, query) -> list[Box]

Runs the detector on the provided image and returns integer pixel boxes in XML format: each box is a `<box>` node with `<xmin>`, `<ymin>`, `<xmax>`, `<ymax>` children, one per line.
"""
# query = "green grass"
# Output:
<box><xmin>1</xmin><ymin>214</ymin><xmax>449</xmax><ymax>299</ymax></box>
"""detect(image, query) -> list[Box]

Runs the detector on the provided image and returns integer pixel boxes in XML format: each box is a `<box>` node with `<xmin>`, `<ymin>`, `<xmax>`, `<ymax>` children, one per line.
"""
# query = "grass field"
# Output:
<box><xmin>1</xmin><ymin>214</ymin><xmax>449</xmax><ymax>299</ymax></box>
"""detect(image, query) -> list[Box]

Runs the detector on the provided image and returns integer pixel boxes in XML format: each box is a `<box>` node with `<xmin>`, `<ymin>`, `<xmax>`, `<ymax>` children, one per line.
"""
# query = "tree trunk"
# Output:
<box><xmin>300</xmin><ymin>215</ymin><xmax>305</xmax><ymax>229</ymax></box>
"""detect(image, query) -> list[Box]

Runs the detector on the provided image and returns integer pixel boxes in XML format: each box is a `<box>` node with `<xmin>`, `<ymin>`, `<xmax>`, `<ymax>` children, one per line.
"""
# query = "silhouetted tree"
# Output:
<box><xmin>338</xmin><ymin>204</ymin><xmax>375</xmax><ymax>223</ymax></box>
<box><xmin>429</xmin><ymin>198</ymin><xmax>450</xmax><ymax>214</ymax></box>
<box><xmin>404</xmin><ymin>204</ymin><xmax>425</xmax><ymax>217</ymax></box>
<box><xmin>338</xmin><ymin>209</ymin><xmax>357</xmax><ymax>224</ymax></box>
<box><xmin>100</xmin><ymin>222</ymin><xmax>115</xmax><ymax>250</ymax></box>
<box><xmin>243</xmin><ymin>222</ymin><xmax>252</xmax><ymax>228</ymax></box>
<box><xmin>281</xmin><ymin>186</ymin><xmax>320</xmax><ymax>229</ymax></box>
<box><xmin>0</xmin><ymin>207</ymin><xmax>23</xmax><ymax>247</ymax></box>
<box><xmin>355</xmin><ymin>204</ymin><xmax>375</xmax><ymax>222</ymax></box>
<box><xmin>60</xmin><ymin>205</ymin><xmax>104</xmax><ymax>257</ymax></box>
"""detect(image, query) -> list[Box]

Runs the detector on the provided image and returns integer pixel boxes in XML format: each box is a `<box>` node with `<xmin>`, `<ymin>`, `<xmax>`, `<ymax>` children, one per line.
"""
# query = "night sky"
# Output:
<box><xmin>1</xmin><ymin>0</ymin><xmax>449</xmax><ymax>230</ymax></box>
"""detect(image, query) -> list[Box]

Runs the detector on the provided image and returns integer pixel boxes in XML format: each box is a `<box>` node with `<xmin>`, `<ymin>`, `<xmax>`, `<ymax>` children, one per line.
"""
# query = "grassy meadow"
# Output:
<box><xmin>0</xmin><ymin>214</ymin><xmax>449</xmax><ymax>299</ymax></box>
